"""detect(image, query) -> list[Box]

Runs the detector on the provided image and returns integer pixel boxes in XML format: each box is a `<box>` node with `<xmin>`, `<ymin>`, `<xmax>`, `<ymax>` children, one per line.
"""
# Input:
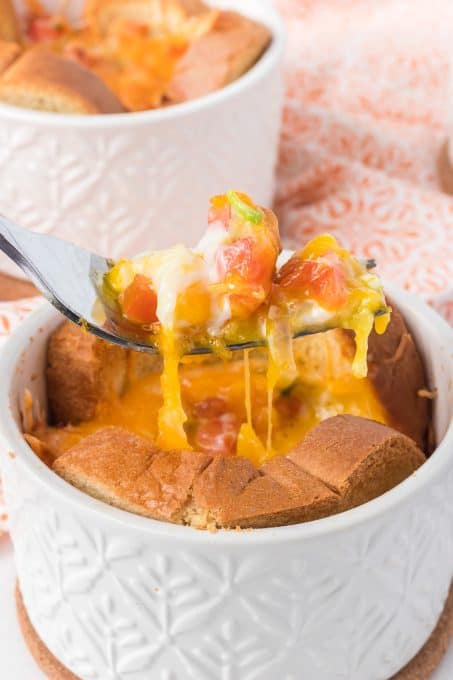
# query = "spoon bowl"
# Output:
<box><xmin>0</xmin><ymin>214</ymin><xmax>382</xmax><ymax>354</ymax></box>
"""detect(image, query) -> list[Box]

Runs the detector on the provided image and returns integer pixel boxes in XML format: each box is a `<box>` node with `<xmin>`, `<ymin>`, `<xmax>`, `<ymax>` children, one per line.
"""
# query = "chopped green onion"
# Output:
<box><xmin>226</xmin><ymin>190</ymin><xmax>263</xmax><ymax>225</ymax></box>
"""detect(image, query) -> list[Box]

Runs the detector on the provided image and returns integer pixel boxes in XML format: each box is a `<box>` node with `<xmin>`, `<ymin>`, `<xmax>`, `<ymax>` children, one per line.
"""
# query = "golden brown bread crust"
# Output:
<box><xmin>193</xmin><ymin>455</ymin><xmax>340</xmax><ymax>529</ymax></box>
<box><xmin>0</xmin><ymin>40</ymin><xmax>20</xmax><ymax>75</ymax></box>
<box><xmin>53</xmin><ymin>426</ymin><xmax>212</xmax><ymax>522</ymax></box>
<box><xmin>0</xmin><ymin>0</ymin><xmax>21</xmax><ymax>42</ymax></box>
<box><xmin>294</xmin><ymin>305</ymin><xmax>431</xmax><ymax>450</ymax></box>
<box><xmin>291</xmin><ymin>306</ymin><xmax>431</xmax><ymax>451</ymax></box>
<box><xmin>0</xmin><ymin>47</ymin><xmax>126</xmax><ymax>114</ymax></box>
<box><xmin>47</xmin><ymin>321</ymin><xmax>128</xmax><ymax>424</ymax></box>
<box><xmin>367</xmin><ymin>303</ymin><xmax>430</xmax><ymax>450</ymax></box>
<box><xmin>42</xmin><ymin>306</ymin><xmax>430</xmax><ymax>529</ymax></box>
<box><xmin>51</xmin><ymin>416</ymin><xmax>424</xmax><ymax>529</ymax></box>
<box><xmin>289</xmin><ymin>415</ymin><xmax>425</xmax><ymax>509</ymax></box>
<box><xmin>166</xmin><ymin>10</ymin><xmax>272</xmax><ymax>103</ymax></box>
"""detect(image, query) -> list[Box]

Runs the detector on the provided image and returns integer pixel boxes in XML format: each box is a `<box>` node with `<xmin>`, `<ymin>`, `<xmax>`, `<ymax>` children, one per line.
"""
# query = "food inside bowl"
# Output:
<box><xmin>98</xmin><ymin>190</ymin><xmax>391</xmax><ymax>453</ymax></box>
<box><xmin>0</xmin><ymin>0</ymin><xmax>272</xmax><ymax>113</ymax></box>
<box><xmin>23</xmin><ymin>192</ymin><xmax>432</xmax><ymax>529</ymax></box>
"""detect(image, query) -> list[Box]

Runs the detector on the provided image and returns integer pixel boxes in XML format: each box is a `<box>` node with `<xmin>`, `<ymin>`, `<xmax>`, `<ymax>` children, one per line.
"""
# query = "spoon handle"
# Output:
<box><xmin>0</xmin><ymin>215</ymin><xmax>29</xmax><ymax>271</ymax></box>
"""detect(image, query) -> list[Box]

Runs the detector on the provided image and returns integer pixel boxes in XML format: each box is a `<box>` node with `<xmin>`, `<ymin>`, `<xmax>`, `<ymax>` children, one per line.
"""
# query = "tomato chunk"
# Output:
<box><xmin>218</xmin><ymin>235</ymin><xmax>278</xmax><ymax>317</ymax></box>
<box><xmin>190</xmin><ymin>398</ymin><xmax>239</xmax><ymax>455</ymax></box>
<box><xmin>192</xmin><ymin>397</ymin><xmax>229</xmax><ymax>419</ymax></box>
<box><xmin>193</xmin><ymin>413</ymin><xmax>239</xmax><ymax>455</ymax></box>
<box><xmin>120</xmin><ymin>275</ymin><xmax>158</xmax><ymax>325</ymax></box>
<box><xmin>27</xmin><ymin>17</ymin><xmax>65</xmax><ymax>42</ymax></box>
<box><xmin>276</xmin><ymin>254</ymin><xmax>348</xmax><ymax>310</ymax></box>
<box><xmin>220</xmin><ymin>237</ymin><xmax>265</xmax><ymax>283</ymax></box>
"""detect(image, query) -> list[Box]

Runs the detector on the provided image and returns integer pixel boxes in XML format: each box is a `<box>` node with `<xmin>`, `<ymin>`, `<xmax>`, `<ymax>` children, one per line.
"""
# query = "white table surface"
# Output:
<box><xmin>1</xmin><ymin>535</ymin><xmax>452</xmax><ymax>680</ymax></box>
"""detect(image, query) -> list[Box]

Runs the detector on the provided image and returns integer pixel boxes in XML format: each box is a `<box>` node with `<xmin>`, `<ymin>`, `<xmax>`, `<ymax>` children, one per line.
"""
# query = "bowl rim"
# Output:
<box><xmin>0</xmin><ymin>0</ymin><xmax>285</xmax><ymax>128</ymax></box>
<box><xmin>1</xmin><ymin>284</ymin><xmax>452</xmax><ymax>546</ymax></box>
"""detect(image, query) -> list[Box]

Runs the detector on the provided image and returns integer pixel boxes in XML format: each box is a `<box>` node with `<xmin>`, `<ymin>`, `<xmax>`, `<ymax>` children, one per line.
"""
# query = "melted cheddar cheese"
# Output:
<box><xmin>97</xmin><ymin>192</ymin><xmax>390</xmax><ymax>464</ymax></box>
<box><xmin>24</xmin><ymin>0</ymin><xmax>218</xmax><ymax>111</ymax></box>
<box><xmin>48</xmin><ymin>334</ymin><xmax>391</xmax><ymax>465</ymax></box>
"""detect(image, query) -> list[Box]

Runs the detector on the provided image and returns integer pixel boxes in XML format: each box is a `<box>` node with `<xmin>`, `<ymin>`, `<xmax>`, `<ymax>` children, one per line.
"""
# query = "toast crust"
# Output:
<box><xmin>0</xmin><ymin>39</ymin><xmax>20</xmax><ymax>75</ymax></box>
<box><xmin>0</xmin><ymin>0</ymin><xmax>21</xmax><ymax>43</ymax></box>
<box><xmin>367</xmin><ymin>303</ymin><xmax>430</xmax><ymax>450</ymax></box>
<box><xmin>166</xmin><ymin>10</ymin><xmax>272</xmax><ymax>103</ymax></box>
<box><xmin>39</xmin><ymin>301</ymin><xmax>430</xmax><ymax>529</ymax></box>
<box><xmin>0</xmin><ymin>47</ymin><xmax>126</xmax><ymax>114</ymax></box>
<box><xmin>52</xmin><ymin>415</ymin><xmax>424</xmax><ymax>529</ymax></box>
<box><xmin>0</xmin><ymin>2</ymin><xmax>270</xmax><ymax>113</ymax></box>
<box><xmin>47</xmin><ymin>321</ymin><xmax>128</xmax><ymax>425</ymax></box>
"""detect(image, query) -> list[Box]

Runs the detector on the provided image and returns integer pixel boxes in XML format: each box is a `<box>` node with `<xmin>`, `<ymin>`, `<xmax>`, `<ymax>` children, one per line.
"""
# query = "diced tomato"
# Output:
<box><xmin>219</xmin><ymin>237</ymin><xmax>263</xmax><ymax>283</ymax></box>
<box><xmin>217</xmin><ymin>236</ymin><xmax>277</xmax><ymax>317</ymax></box>
<box><xmin>192</xmin><ymin>397</ymin><xmax>229</xmax><ymax>419</ymax></box>
<box><xmin>120</xmin><ymin>275</ymin><xmax>158</xmax><ymax>325</ymax></box>
<box><xmin>27</xmin><ymin>17</ymin><xmax>65</xmax><ymax>42</ymax></box>
<box><xmin>276</xmin><ymin>254</ymin><xmax>348</xmax><ymax>310</ymax></box>
<box><xmin>192</xmin><ymin>412</ymin><xmax>239</xmax><ymax>455</ymax></box>
<box><xmin>190</xmin><ymin>398</ymin><xmax>239</xmax><ymax>454</ymax></box>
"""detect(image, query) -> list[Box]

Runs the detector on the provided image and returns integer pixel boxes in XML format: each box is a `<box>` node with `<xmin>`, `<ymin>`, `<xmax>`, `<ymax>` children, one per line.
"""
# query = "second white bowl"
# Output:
<box><xmin>0</xmin><ymin>0</ymin><xmax>285</xmax><ymax>277</ymax></box>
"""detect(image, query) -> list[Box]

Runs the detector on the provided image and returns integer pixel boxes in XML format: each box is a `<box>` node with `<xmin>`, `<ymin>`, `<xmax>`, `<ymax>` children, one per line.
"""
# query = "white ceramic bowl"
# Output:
<box><xmin>0</xmin><ymin>285</ymin><xmax>452</xmax><ymax>680</ymax></box>
<box><xmin>0</xmin><ymin>0</ymin><xmax>284</xmax><ymax>277</ymax></box>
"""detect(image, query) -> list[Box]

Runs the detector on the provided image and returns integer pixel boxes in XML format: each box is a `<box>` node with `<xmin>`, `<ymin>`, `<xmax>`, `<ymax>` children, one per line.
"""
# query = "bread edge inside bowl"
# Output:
<box><xmin>0</xmin><ymin>0</ymin><xmax>286</xmax><ymax>126</ymax></box>
<box><xmin>0</xmin><ymin>282</ymin><xmax>452</xmax><ymax>544</ymax></box>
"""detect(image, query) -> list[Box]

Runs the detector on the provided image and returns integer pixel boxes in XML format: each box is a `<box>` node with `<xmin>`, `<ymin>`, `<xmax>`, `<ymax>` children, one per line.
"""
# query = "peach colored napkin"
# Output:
<box><xmin>1</xmin><ymin>0</ymin><xmax>453</xmax><ymax>529</ymax></box>
<box><xmin>275</xmin><ymin>0</ymin><xmax>453</xmax><ymax>324</ymax></box>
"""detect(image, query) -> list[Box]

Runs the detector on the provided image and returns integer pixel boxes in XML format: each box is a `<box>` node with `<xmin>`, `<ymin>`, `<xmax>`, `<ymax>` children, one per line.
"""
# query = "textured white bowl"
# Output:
<box><xmin>0</xmin><ymin>285</ymin><xmax>452</xmax><ymax>680</ymax></box>
<box><xmin>0</xmin><ymin>0</ymin><xmax>284</xmax><ymax>277</ymax></box>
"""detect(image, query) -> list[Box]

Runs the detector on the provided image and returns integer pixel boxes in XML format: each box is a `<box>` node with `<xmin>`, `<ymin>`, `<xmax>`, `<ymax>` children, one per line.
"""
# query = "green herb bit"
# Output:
<box><xmin>226</xmin><ymin>190</ymin><xmax>263</xmax><ymax>225</ymax></box>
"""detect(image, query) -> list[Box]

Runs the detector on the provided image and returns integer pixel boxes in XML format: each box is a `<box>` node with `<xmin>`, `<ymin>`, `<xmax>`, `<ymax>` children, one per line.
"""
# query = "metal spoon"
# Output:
<box><xmin>0</xmin><ymin>215</ymin><xmax>383</xmax><ymax>355</ymax></box>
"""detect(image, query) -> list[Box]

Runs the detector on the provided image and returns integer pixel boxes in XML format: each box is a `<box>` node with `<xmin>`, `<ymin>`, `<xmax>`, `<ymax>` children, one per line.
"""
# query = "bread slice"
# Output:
<box><xmin>289</xmin><ymin>415</ymin><xmax>425</xmax><ymax>510</ymax></box>
<box><xmin>50</xmin><ymin>415</ymin><xmax>424</xmax><ymax>529</ymax></box>
<box><xmin>192</xmin><ymin>455</ymin><xmax>340</xmax><ymax>529</ymax></box>
<box><xmin>367</xmin><ymin>304</ymin><xmax>431</xmax><ymax>450</ymax></box>
<box><xmin>53</xmin><ymin>426</ymin><xmax>212</xmax><ymax>522</ymax></box>
<box><xmin>0</xmin><ymin>39</ymin><xmax>20</xmax><ymax>75</ymax></box>
<box><xmin>0</xmin><ymin>47</ymin><xmax>126</xmax><ymax>114</ymax></box>
<box><xmin>47</xmin><ymin>321</ymin><xmax>128</xmax><ymax>425</ymax></box>
<box><xmin>166</xmin><ymin>10</ymin><xmax>272</xmax><ymax>103</ymax></box>
<box><xmin>292</xmin><ymin>305</ymin><xmax>431</xmax><ymax>450</ymax></box>
<box><xmin>0</xmin><ymin>0</ymin><xmax>21</xmax><ymax>42</ymax></box>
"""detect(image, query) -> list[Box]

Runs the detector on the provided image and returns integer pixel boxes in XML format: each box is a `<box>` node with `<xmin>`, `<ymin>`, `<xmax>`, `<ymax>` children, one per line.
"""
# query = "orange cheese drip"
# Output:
<box><xmin>50</xmin><ymin>347</ymin><xmax>390</xmax><ymax>465</ymax></box>
<box><xmin>236</xmin><ymin>350</ymin><xmax>267</xmax><ymax>466</ymax></box>
<box><xmin>157</xmin><ymin>329</ymin><xmax>191</xmax><ymax>450</ymax></box>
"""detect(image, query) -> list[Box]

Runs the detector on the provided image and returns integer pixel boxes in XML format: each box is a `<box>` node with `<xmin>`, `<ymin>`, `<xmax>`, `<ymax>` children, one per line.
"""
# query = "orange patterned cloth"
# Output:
<box><xmin>275</xmin><ymin>0</ymin><xmax>453</xmax><ymax>324</ymax></box>
<box><xmin>0</xmin><ymin>0</ymin><xmax>453</xmax><ymax>529</ymax></box>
